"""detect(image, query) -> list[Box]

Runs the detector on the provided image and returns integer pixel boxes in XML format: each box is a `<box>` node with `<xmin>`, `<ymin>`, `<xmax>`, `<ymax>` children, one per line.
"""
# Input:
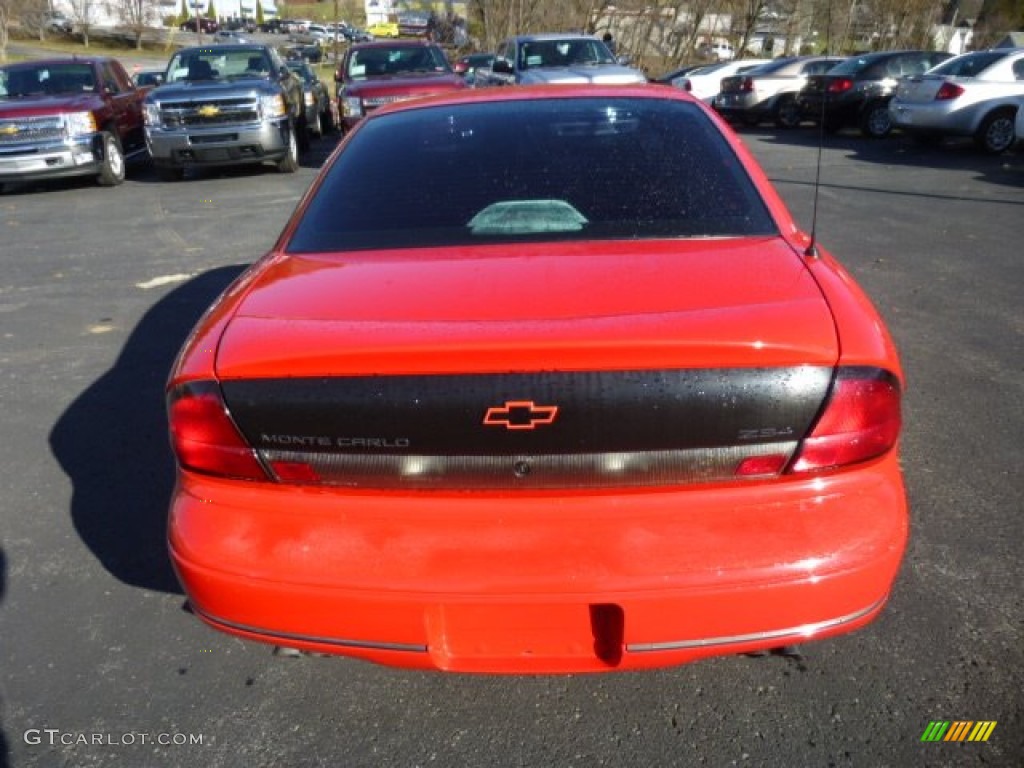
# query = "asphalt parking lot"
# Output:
<box><xmin>1</xmin><ymin>125</ymin><xmax>1022</xmax><ymax>767</ymax></box>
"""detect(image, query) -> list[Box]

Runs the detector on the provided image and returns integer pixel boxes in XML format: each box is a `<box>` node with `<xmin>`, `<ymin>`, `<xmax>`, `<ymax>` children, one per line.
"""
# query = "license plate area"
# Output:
<box><xmin>425</xmin><ymin>602</ymin><xmax>624</xmax><ymax>671</ymax></box>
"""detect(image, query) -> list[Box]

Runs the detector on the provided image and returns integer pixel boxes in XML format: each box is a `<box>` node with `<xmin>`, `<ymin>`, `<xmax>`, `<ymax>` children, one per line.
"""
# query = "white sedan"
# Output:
<box><xmin>672</xmin><ymin>59</ymin><xmax>770</xmax><ymax>104</ymax></box>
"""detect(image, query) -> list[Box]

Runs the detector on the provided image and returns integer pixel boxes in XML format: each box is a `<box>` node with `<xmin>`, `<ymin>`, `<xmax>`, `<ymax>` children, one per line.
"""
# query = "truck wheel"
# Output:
<box><xmin>277</xmin><ymin>126</ymin><xmax>300</xmax><ymax>173</ymax></box>
<box><xmin>310</xmin><ymin>109</ymin><xmax>323</xmax><ymax>138</ymax></box>
<box><xmin>974</xmin><ymin>109</ymin><xmax>1016</xmax><ymax>154</ymax></box>
<box><xmin>97</xmin><ymin>132</ymin><xmax>126</xmax><ymax>186</ymax></box>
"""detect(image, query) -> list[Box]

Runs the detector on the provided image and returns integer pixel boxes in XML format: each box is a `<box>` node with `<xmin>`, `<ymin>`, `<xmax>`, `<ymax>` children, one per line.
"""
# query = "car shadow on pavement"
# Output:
<box><xmin>49</xmin><ymin>266</ymin><xmax>246</xmax><ymax>595</ymax></box>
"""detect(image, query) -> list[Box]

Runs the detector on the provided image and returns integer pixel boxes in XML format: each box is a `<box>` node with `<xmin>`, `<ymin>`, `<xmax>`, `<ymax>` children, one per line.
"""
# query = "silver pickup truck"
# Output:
<box><xmin>144</xmin><ymin>44</ymin><xmax>307</xmax><ymax>180</ymax></box>
<box><xmin>474</xmin><ymin>33</ymin><xmax>646</xmax><ymax>87</ymax></box>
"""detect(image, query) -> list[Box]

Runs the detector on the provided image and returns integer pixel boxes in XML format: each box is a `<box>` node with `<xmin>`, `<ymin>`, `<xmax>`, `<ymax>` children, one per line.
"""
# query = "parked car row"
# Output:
<box><xmin>0</xmin><ymin>43</ymin><xmax>342</xmax><ymax>191</ymax></box>
<box><xmin>701</xmin><ymin>48</ymin><xmax>1023</xmax><ymax>154</ymax></box>
<box><xmin>714</xmin><ymin>55</ymin><xmax>846</xmax><ymax>127</ymax></box>
<box><xmin>2</xmin><ymin>40</ymin><xmax>1021</xmax><ymax>195</ymax></box>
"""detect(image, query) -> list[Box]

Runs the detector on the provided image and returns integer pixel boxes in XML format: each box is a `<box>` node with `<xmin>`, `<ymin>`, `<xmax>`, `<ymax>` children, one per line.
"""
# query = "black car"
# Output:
<box><xmin>284</xmin><ymin>44</ymin><xmax>323</xmax><ymax>64</ymax></box>
<box><xmin>797</xmin><ymin>49</ymin><xmax>952</xmax><ymax>137</ymax></box>
<box><xmin>179</xmin><ymin>17</ymin><xmax>219</xmax><ymax>33</ymax></box>
<box><xmin>286</xmin><ymin>60</ymin><xmax>334</xmax><ymax>137</ymax></box>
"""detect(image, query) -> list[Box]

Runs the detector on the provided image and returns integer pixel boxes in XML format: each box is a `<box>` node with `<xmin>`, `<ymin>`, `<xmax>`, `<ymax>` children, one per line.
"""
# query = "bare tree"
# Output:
<box><xmin>8</xmin><ymin>0</ymin><xmax>50</xmax><ymax>43</ymax></box>
<box><xmin>0</xmin><ymin>0</ymin><xmax>10</xmax><ymax>62</ymax></box>
<box><xmin>727</xmin><ymin>0</ymin><xmax>771</xmax><ymax>56</ymax></box>
<box><xmin>112</xmin><ymin>0</ymin><xmax>159</xmax><ymax>48</ymax></box>
<box><xmin>963</xmin><ymin>0</ymin><xmax>1021</xmax><ymax>47</ymax></box>
<box><xmin>668</xmin><ymin>0</ymin><xmax>719</xmax><ymax>61</ymax></box>
<box><xmin>467</xmin><ymin>0</ymin><xmax>573</xmax><ymax>51</ymax></box>
<box><xmin>68</xmin><ymin>0</ymin><xmax>100</xmax><ymax>47</ymax></box>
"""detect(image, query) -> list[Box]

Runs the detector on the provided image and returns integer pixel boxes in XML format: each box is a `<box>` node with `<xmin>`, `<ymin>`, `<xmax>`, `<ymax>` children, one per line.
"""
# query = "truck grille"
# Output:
<box><xmin>0</xmin><ymin>115</ymin><xmax>64</xmax><ymax>145</ymax></box>
<box><xmin>158</xmin><ymin>97</ymin><xmax>260</xmax><ymax>128</ymax></box>
<box><xmin>362</xmin><ymin>95</ymin><xmax>411</xmax><ymax>111</ymax></box>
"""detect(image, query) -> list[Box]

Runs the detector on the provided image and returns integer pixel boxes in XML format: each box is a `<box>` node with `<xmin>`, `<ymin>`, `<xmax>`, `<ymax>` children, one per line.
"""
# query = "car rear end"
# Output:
<box><xmin>715</xmin><ymin>59</ymin><xmax>801</xmax><ymax>123</ymax></box>
<box><xmin>715</xmin><ymin>72</ymin><xmax>764</xmax><ymax>119</ymax></box>
<box><xmin>890</xmin><ymin>50</ymin><xmax>1024</xmax><ymax>146</ymax></box>
<box><xmin>798</xmin><ymin>67</ymin><xmax>866</xmax><ymax>128</ymax></box>
<box><xmin>166</xmin><ymin>87</ymin><xmax>907</xmax><ymax>673</ymax></box>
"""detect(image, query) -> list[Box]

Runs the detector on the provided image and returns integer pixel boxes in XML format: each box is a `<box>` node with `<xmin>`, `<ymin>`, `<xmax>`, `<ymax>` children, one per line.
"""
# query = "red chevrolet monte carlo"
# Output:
<box><xmin>167</xmin><ymin>84</ymin><xmax>907</xmax><ymax>674</ymax></box>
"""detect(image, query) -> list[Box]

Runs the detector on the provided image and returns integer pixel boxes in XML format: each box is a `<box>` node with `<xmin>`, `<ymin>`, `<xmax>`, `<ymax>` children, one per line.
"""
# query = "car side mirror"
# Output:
<box><xmin>493</xmin><ymin>59</ymin><xmax>514</xmax><ymax>75</ymax></box>
<box><xmin>616</xmin><ymin>55</ymin><xmax>632</xmax><ymax>66</ymax></box>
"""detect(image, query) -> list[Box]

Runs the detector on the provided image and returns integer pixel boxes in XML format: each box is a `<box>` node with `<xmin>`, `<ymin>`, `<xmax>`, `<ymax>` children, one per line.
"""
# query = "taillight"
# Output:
<box><xmin>683</xmin><ymin>80</ymin><xmax>692</xmax><ymax>92</ymax></box>
<box><xmin>827</xmin><ymin>77</ymin><xmax>854</xmax><ymax>94</ymax></box>
<box><xmin>788</xmin><ymin>368</ymin><xmax>901</xmax><ymax>473</ymax></box>
<box><xmin>935</xmin><ymin>81</ymin><xmax>964</xmax><ymax>101</ymax></box>
<box><xmin>168</xmin><ymin>381</ymin><xmax>269</xmax><ymax>481</ymax></box>
<box><xmin>738</xmin><ymin>76</ymin><xmax>753</xmax><ymax>93</ymax></box>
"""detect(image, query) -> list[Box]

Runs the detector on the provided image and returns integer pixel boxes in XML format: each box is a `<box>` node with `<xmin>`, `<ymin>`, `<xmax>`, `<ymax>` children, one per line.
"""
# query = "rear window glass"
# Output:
<box><xmin>287</xmin><ymin>97</ymin><xmax>777</xmax><ymax>253</ymax></box>
<box><xmin>746</xmin><ymin>57</ymin><xmax>799</xmax><ymax>75</ymax></box>
<box><xmin>828</xmin><ymin>55</ymin><xmax>877</xmax><ymax>76</ymax></box>
<box><xmin>929</xmin><ymin>51</ymin><xmax>1005</xmax><ymax>77</ymax></box>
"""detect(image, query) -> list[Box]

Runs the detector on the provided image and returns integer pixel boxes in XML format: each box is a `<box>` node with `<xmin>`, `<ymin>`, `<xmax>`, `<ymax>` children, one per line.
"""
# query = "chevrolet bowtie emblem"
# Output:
<box><xmin>483</xmin><ymin>401</ymin><xmax>559</xmax><ymax>430</ymax></box>
<box><xmin>197</xmin><ymin>104</ymin><xmax>221</xmax><ymax>117</ymax></box>
<box><xmin>0</xmin><ymin>124</ymin><xmax>19</xmax><ymax>136</ymax></box>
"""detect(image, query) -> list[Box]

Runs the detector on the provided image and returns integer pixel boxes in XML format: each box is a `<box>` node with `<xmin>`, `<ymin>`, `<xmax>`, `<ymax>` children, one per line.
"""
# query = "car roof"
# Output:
<box><xmin>510</xmin><ymin>33</ymin><xmax>602</xmax><ymax>42</ymax></box>
<box><xmin>2</xmin><ymin>56</ymin><xmax>112</xmax><ymax>69</ymax></box>
<box><xmin>367</xmin><ymin>83</ymin><xmax>700</xmax><ymax>117</ymax></box>
<box><xmin>349</xmin><ymin>39</ymin><xmax>438</xmax><ymax>50</ymax></box>
<box><xmin>177</xmin><ymin>44</ymin><xmax>270</xmax><ymax>53</ymax></box>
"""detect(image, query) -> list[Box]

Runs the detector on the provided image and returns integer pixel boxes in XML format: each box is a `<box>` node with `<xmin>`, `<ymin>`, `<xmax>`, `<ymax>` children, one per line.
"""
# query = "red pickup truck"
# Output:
<box><xmin>0</xmin><ymin>56</ymin><xmax>149</xmax><ymax>192</ymax></box>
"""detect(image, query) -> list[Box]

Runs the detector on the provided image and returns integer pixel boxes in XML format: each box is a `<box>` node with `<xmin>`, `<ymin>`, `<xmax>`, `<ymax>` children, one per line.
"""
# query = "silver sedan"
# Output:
<box><xmin>889</xmin><ymin>48</ymin><xmax>1024</xmax><ymax>153</ymax></box>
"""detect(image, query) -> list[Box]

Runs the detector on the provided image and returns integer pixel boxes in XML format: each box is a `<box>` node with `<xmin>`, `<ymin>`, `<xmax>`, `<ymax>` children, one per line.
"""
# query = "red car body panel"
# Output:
<box><xmin>167</xmin><ymin>84</ymin><xmax>907</xmax><ymax>673</ymax></box>
<box><xmin>213</xmin><ymin>239</ymin><xmax>839</xmax><ymax>379</ymax></box>
<box><xmin>170</xmin><ymin>458</ymin><xmax>906</xmax><ymax>672</ymax></box>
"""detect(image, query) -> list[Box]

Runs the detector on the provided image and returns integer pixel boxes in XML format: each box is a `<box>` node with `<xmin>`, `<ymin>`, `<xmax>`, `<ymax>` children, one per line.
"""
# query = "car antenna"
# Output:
<box><xmin>804</xmin><ymin>1</ymin><xmax>834</xmax><ymax>259</ymax></box>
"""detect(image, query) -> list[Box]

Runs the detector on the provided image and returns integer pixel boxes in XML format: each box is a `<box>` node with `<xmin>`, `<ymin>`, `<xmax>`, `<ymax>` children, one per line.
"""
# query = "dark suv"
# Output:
<box><xmin>797</xmin><ymin>50</ymin><xmax>952</xmax><ymax>137</ymax></box>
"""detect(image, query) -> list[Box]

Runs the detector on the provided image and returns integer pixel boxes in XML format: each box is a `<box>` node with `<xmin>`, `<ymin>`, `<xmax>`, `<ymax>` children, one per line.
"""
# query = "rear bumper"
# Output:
<box><xmin>889</xmin><ymin>101</ymin><xmax>978</xmax><ymax>136</ymax></box>
<box><xmin>169</xmin><ymin>453</ymin><xmax>908</xmax><ymax>673</ymax></box>
<box><xmin>799</xmin><ymin>94</ymin><xmax>860</xmax><ymax>124</ymax></box>
<box><xmin>715</xmin><ymin>93</ymin><xmax>773</xmax><ymax>119</ymax></box>
<box><xmin>146</xmin><ymin>118</ymin><xmax>289</xmax><ymax>168</ymax></box>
